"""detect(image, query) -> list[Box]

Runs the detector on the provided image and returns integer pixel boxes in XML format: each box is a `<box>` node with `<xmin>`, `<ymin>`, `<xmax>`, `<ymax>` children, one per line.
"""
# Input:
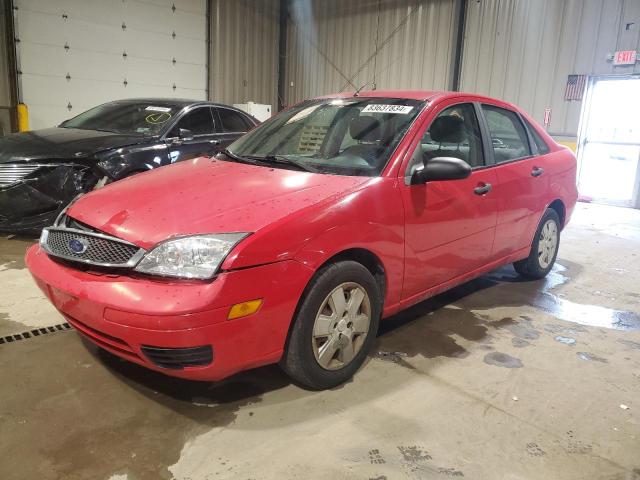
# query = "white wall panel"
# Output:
<box><xmin>15</xmin><ymin>0</ymin><xmax>207</xmax><ymax>129</ymax></box>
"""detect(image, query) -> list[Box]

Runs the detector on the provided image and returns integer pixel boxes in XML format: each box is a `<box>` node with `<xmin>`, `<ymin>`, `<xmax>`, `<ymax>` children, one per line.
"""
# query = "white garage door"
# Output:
<box><xmin>14</xmin><ymin>0</ymin><xmax>207</xmax><ymax>130</ymax></box>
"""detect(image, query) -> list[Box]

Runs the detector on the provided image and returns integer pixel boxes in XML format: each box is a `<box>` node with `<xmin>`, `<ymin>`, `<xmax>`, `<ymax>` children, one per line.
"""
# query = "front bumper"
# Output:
<box><xmin>0</xmin><ymin>166</ymin><xmax>97</xmax><ymax>234</ymax></box>
<box><xmin>26</xmin><ymin>244</ymin><xmax>314</xmax><ymax>381</ymax></box>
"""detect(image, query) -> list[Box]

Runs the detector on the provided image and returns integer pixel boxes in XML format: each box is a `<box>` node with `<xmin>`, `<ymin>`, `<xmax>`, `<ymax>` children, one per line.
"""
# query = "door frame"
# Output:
<box><xmin>576</xmin><ymin>74</ymin><xmax>640</xmax><ymax>208</ymax></box>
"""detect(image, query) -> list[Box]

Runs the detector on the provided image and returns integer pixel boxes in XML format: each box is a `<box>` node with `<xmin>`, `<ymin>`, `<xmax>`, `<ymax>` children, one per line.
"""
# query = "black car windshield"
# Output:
<box><xmin>224</xmin><ymin>97</ymin><xmax>424</xmax><ymax>176</ymax></box>
<box><xmin>61</xmin><ymin>102</ymin><xmax>181</xmax><ymax>135</ymax></box>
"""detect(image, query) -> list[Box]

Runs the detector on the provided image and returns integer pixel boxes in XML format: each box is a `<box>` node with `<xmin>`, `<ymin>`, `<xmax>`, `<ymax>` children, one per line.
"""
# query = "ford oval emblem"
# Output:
<box><xmin>68</xmin><ymin>238</ymin><xmax>88</xmax><ymax>254</ymax></box>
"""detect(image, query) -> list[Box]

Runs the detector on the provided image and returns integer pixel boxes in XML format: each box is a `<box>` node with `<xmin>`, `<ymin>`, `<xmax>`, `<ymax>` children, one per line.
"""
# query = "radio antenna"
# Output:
<box><xmin>353</xmin><ymin>82</ymin><xmax>374</xmax><ymax>97</ymax></box>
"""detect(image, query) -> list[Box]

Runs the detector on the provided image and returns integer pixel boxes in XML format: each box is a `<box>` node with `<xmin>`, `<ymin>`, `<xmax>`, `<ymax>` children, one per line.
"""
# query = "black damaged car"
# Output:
<box><xmin>0</xmin><ymin>98</ymin><xmax>258</xmax><ymax>233</ymax></box>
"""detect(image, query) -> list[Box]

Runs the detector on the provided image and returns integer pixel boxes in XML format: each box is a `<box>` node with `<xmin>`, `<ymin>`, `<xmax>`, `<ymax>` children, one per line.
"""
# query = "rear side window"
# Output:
<box><xmin>217</xmin><ymin>108</ymin><xmax>250</xmax><ymax>132</ymax></box>
<box><xmin>482</xmin><ymin>105</ymin><xmax>532</xmax><ymax>163</ymax></box>
<box><xmin>523</xmin><ymin>118</ymin><xmax>550</xmax><ymax>154</ymax></box>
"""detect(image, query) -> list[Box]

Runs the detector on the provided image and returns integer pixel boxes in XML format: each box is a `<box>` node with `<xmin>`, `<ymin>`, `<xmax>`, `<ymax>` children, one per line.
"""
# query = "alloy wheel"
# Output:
<box><xmin>311</xmin><ymin>282</ymin><xmax>371</xmax><ymax>370</ymax></box>
<box><xmin>538</xmin><ymin>219</ymin><xmax>558</xmax><ymax>269</ymax></box>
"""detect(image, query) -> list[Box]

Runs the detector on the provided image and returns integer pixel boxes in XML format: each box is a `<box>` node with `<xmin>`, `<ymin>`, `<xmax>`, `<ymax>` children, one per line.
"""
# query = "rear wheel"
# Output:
<box><xmin>513</xmin><ymin>208</ymin><xmax>560</xmax><ymax>279</ymax></box>
<box><xmin>281</xmin><ymin>260</ymin><xmax>381</xmax><ymax>390</ymax></box>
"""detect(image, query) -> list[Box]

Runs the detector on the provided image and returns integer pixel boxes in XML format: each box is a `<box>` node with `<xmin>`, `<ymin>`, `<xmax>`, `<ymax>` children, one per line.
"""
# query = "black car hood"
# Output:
<box><xmin>0</xmin><ymin>128</ymin><xmax>149</xmax><ymax>164</ymax></box>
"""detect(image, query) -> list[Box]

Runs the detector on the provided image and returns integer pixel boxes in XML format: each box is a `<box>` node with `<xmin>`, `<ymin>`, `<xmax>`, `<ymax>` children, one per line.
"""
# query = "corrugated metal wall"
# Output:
<box><xmin>0</xmin><ymin>0</ymin><xmax>12</xmax><ymax>107</ymax></box>
<box><xmin>209</xmin><ymin>0</ymin><xmax>279</xmax><ymax>109</ymax></box>
<box><xmin>0</xmin><ymin>0</ymin><xmax>15</xmax><ymax>135</ymax></box>
<box><xmin>461</xmin><ymin>0</ymin><xmax>640</xmax><ymax>137</ymax></box>
<box><xmin>284</xmin><ymin>0</ymin><xmax>457</xmax><ymax>106</ymax></box>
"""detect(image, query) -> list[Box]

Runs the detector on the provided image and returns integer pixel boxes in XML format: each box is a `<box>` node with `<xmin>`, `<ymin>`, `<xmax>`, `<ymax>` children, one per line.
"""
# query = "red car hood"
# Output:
<box><xmin>67</xmin><ymin>157</ymin><xmax>368</xmax><ymax>249</ymax></box>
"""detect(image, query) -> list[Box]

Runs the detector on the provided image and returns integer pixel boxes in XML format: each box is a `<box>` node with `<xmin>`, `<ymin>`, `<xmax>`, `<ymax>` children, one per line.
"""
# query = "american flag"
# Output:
<box><xmin>565</xmin><ymin>74</ymin><xmax>586</xmax><ymax>101</ymax></box>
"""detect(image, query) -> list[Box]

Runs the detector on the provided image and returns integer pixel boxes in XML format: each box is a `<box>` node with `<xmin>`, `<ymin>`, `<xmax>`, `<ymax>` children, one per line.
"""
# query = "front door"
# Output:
<box><xmin>400</xmin><ymin>102</ymin><xmax>498</xmax><ymax>302</ymax></box>
<box><xmin>166</xmin><ymin>107</ymin><xmax>222</xmax><ymax>163</ymax></box>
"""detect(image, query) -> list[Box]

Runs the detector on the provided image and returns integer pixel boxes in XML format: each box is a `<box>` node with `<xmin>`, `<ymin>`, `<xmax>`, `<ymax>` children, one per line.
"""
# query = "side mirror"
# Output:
<box><xmin>169</xmin><ymin>128</ymin><xmax>194</xmax><ymax>144</ymax></box>
<box><xmin>411</xmin><ymin>156</ymin><xmax>471</xmax><ymax>185</ymax></box>
<box><xmin>178</xmin><ymin>128</ymin><xmax>194</xmax><ymax>141</ymax></box>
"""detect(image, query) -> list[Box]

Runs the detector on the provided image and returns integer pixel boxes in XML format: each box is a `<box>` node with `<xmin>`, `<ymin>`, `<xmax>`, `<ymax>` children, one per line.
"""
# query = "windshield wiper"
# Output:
<box><xmin>221</xmin><ymin>149</ymin><xmax>260</xmax><ymax>166</ymax></box>
<box><xmin>246</xmin><ymin>155</ymin><xmax>320</xmax><ymax>173</ymax></box>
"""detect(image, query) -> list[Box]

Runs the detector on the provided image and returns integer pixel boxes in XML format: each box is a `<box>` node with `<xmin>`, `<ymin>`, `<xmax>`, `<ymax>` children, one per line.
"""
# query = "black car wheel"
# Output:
<box><xmin>513</xmin><ymin>208</ymin><xmax>561</xmax><ymax>279</ymax></box>
<box><xmin>281</xmin><ymin>260</ymin><xmax>381</xmax><ymax>390</ymax></box>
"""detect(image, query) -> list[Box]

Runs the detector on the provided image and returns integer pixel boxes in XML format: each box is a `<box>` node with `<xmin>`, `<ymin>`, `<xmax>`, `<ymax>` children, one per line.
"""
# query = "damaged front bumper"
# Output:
<box><xmin>0</xmin><ymin>164</ymin><xmax>98</xmax><ymax>234</ymax></box>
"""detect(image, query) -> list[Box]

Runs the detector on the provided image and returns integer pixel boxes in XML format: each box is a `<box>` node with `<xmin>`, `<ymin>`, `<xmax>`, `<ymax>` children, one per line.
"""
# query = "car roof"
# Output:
<box><xmin>103</xmin><ymin>98</ymin><xmax>240</xmax><ymax>109</ymax></box>
<box><xmin>318</xmin><ymin>89</ymin><xmax>510</xmax><ymax>105</ymax></box>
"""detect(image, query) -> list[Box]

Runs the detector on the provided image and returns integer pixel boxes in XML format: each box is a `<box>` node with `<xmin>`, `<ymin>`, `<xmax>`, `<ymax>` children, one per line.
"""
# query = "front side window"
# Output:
<box><xmin>406</xmin><ymin>103</ymin><xmax>484</xmax><ymax>177</ymax></box>
<box><xmin>171</xmin><ymin>107</ymin><xmax>215</xmax><ymax>136</ymax></box>
<box><xmin>482</xmin><ymin>105</ymin><xmax>532</xmax><ymax>163</ymax></box>
<box><xmin>225</xmin><ymin>98</ymin><xmax>424</xmax><ymax>176</ymax></box>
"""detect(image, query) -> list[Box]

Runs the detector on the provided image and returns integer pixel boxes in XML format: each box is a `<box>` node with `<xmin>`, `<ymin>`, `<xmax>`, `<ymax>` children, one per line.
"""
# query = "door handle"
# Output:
<box><xmin>209</xmin><ymin>139</ymin><xmax>221</xmax><ymax>144</ymax></box>
<box><xmin>531</xmin><ymin>166</ymin><xmax>544</xmax><ymax>177</ymax></box>
<box><xmin>474</xmin><ymin>183</ymin><xmax>492</xmax><ymax>195</ymax></box>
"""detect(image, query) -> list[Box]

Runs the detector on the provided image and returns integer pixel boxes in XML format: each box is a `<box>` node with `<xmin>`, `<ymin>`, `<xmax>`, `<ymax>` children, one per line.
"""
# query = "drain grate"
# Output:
<box><xmin>0</xmin><ymin>322</ymin><xmax>72</xmax><ymax>345</ymax></box>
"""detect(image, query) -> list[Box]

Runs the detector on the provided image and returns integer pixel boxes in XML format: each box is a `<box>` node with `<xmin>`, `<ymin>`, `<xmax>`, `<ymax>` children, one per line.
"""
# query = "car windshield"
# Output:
<box><xmin>61</xmin><ymin>102</ymin><xmax>181</xmax><ymax>135</ymax></box>
<box><xmin>224</xmin><ymin>97</ymin><xmax>424</xmax><ymax>176</ymax></box>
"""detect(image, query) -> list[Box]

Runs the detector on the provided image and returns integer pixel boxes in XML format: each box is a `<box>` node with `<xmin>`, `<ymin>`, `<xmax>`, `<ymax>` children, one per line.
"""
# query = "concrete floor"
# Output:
<box><xmin>1</xmin><ymin>202</ymin><xmax>639</xmax><ymax>480</ymax></box>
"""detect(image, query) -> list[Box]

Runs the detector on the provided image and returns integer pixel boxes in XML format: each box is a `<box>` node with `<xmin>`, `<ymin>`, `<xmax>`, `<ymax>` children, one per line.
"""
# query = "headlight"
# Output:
<box><xmin>39</xmin><ymin>228</ymin><xmax>49</xmax><ymax>246</ymax></box>
<box><xmin>134</xmin><ymin>233</ymin><xmax>249</xmax><ymax>279</ymax></box>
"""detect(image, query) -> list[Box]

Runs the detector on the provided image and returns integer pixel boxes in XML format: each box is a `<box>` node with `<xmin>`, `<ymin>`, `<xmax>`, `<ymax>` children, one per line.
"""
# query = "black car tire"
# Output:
<box><xmin>513</xmin><ymin>208</ymin><xmax>561</xmax><ymax>279</ymax></box>
<box><xmin>281</xmin><ymin>260</ymin><xmax>381</xmax><ymax>390</ymax></box>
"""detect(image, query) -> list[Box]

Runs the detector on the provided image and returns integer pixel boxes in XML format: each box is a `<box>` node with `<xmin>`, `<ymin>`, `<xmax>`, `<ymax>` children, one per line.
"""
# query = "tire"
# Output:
<box><xmin>281</xmin><ymin>260</ymin><xmax>382</xmax><ymax>390</ymax></box>
<box><xmin>513</xmin><ymin>208</ymin><xmax>561</xmax><ymax>279</ymax></box>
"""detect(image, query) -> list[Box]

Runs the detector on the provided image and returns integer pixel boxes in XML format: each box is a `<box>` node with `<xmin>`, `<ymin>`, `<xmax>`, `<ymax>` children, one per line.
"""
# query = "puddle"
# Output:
<box><xmin>617</xmin><ymin>339</ymin><xmax>640</xmax><ymax>350</ymax></box>
<box><xmin>535</xmin><ymin>296</ymin><xmax>640</xmax><ymax>331</ymax></box>
<box><xmin>0</xmin><ymin>238</ymin><xmax>34</xmax><ymax>270</ymax></box>
<box><xmin>483</xmin><ymin>352</ymin><xmax>523</xmax><ymax>368</ymax></box>
<box><xmin>543</xmin><ymin>323</ymin><xmax>587</xmax><ymax>335</ymax></box>
<box><xmin>577</xmin><ymin>352</ymin><xmax>608</xmax><ymax>363</ymax></box>
<box><xmin>511</xmin><ymin>338</ymin><xmax>530</xmax><ymax>348</ymax></box>
<box><xmin>554</xmin><ymin>335</ymin><xmax>576</xmax><ymax>346</ymax></box>
<box><xmin>503</xmin><ymin>323</ymin><xmax>540</xmax><ymax>340</ymax></box>
<box><xmin>480</xmin><ymin>263</ymin><xmax>640</xmax><ymax>331</ymax></box>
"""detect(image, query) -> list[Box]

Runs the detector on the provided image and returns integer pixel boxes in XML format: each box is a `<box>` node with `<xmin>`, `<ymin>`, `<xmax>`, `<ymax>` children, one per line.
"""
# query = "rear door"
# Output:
<box><xmin>213</xmin><ymin>107</ymin><xmax>254</xmax><ymax>150</ymax></box>
<box><xmin>479</xmin><ymin>104</ymin><xmax>550</xmax><ymax>259</ymax></box>
<box><xmin>400</xmin><ymin>101</ymin><xmax>498</xmax><ymax>301</ymax></box>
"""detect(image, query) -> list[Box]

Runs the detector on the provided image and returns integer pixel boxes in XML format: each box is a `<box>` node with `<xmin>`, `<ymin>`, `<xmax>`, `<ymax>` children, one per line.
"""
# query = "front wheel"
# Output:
<box><xmin>513</xmin><ymin>208</ymin><xmax>561</xmax><ymax>279</ymax></box>
<box><xmin>281</xmin><ymin>260</ymin><xmax>381</xmax><ymax>390</ymax></box>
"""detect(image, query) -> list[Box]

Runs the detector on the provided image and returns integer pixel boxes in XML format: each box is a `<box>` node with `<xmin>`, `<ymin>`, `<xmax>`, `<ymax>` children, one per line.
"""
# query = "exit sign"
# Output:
<box><xmin>613</xmin><ymin>50</ymin><xmax>637</xmax><ymax>66</ymax></box>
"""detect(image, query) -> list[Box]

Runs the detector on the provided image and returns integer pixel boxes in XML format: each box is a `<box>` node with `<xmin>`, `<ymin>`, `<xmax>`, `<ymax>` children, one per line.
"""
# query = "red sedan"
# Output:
<box><xmin>26</xmin><ymin>91</ymin><xmax>577</xmax><ymax>389</ymax></box>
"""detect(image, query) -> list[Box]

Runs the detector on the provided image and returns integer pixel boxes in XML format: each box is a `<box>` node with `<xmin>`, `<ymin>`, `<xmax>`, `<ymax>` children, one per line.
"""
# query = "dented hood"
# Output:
<box><xmin>0</xmin><ymin>128</ymin><xmax>148</xmax><ymax>163</ymax></box>
<box><xmin>67</xmin><ymin>157</ymin><xmax>368</xmax><ymax>249</ymax></box>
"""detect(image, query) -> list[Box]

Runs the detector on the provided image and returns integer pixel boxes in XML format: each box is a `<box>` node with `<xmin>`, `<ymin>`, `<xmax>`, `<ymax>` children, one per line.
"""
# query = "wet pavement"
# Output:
<box><xmin>1</xmin><ymin>202</ymin><xmax>639</xmax><ymax>480</ymax></box>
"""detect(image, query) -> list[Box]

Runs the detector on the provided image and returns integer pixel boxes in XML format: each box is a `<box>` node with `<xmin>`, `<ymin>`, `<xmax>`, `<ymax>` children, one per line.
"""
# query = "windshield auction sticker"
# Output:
<box><xmin>145</xmin><ymin>106</ymin><xmax>172</xmax><ymax>112</ymax></box>
<box><xmin>362</xmin><ymin>105</ymin><xmax>414</xmax><ymax>114</ymax></box>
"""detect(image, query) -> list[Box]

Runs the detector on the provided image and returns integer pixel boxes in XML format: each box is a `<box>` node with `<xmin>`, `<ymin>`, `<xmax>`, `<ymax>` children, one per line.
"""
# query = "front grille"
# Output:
<box><xmin>0</xmin><ymin>164</ymin><xmax>43</xmax><ymax>187</ymax></box>
<box><xmin>42</xmin><ymin>227</ymin><xmax>145</xmax><ymax>267</ymax></box>
<box><xmin>141</xmin><ymin>345</ymin><xmax>214</xmax><ymax>369</ymax></box>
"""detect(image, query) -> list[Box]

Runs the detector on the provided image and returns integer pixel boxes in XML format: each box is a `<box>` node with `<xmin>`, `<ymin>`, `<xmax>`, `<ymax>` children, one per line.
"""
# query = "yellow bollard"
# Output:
<box><xmin>17</xmin><ymin>103</ymin><xmax>29</xmax><ymax>132</ymax></box>
<box><xmin>556</xmin><ymin>140</ymin><xmax>577</xmax><ymax>153</ymax></box>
